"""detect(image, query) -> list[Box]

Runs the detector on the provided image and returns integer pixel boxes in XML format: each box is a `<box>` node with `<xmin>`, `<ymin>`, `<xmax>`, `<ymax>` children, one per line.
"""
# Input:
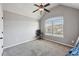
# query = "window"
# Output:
<box><xmin>45</xmin><ymin>16</ymin><xmax>64</xmax><ymax>37</ymax></box>
<box><xmin>45</xmin><ymin>18</ymin><xmax>52</xmax><ymax>35</ymax></box>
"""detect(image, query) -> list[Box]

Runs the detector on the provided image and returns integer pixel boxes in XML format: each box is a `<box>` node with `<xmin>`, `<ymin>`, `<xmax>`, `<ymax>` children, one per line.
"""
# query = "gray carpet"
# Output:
<box><xmin>3</xmin><ymin>40</ymin><xmax>70</xmax><ymax>56</ymax></box>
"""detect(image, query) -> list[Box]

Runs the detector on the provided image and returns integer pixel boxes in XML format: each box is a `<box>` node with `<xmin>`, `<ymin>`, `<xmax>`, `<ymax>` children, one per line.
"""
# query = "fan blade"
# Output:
<box><xmin>33</xmin><ymin>9</ymin><xmax>39</xmax><ymax>13</ymax></box>
<box><xmin>44</xmin><ymin>3</ymin><xmax>50</xmax><ymax>7</ymax></box>
<box><xmin>34</xmin><ymin>4</ymin><xmax>40</xmax><ymax>7</ymax></box>
<box><xmin>44</xmin><ymin>8</ymin><xmax>50</xmax><ymax>12</ymax></box>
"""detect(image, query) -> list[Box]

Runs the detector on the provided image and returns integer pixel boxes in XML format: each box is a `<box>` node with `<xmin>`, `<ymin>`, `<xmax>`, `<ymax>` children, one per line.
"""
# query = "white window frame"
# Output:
<box><xmin>45</xmin><ymin>16</ymin><xmax>64</xmax><ymax>38</ymax></box>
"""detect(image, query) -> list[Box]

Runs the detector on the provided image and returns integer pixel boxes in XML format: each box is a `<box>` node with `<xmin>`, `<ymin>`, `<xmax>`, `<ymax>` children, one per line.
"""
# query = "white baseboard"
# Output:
<box><xmin>44</xmin><ymin>38</ymin><xmax>74</xmax><ymax>48</ymax></box>
<box><xmin>3</xmin><ymin>39</ymin><xmax>35</xmax><ymax>49</ymax></box>
<box><xmin>3</xmin><ymin>38</ymin><xmax>74</xmax><ymax>49</ymax></box>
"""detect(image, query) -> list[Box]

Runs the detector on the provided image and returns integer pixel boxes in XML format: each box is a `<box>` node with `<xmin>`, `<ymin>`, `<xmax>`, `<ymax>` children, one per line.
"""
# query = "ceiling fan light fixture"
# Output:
<box><xmin>33</xmin><ymin>3</ymin><xmax>50</xmax><ymax>13</ymax></box>
<box><xmin>39</xmin><ymin>8</ymin><xmax>44</xmax><ymax>11</ymax></box>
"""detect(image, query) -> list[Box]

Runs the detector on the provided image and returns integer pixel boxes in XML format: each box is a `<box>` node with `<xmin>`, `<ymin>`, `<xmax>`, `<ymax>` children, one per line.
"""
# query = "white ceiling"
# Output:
<box><xmin>2</xmin><ymin>3</ymin><xmax>79</xmax><ymax>20</ymax></box>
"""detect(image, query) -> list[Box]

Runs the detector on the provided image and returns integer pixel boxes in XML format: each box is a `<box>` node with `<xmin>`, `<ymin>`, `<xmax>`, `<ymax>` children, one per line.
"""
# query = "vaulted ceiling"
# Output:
<box><xmin>2</xmin><ymin>3</ymin><xmax>79</xmax><ymax>20</ymax></box>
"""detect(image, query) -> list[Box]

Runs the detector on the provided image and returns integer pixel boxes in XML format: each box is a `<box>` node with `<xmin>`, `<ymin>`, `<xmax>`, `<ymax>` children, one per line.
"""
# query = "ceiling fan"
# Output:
<box><xmin>32</xmin><ymin>3</ymin><xmax>50</xmax><ymax>13</ymax></box>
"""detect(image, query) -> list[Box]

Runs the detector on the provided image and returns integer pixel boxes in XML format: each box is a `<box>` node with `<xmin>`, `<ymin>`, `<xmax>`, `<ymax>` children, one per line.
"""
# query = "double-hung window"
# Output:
<box><xmin>45</xmin><ymin>16</ymin><xmax>64</xmax><ymax>37</ymax></box>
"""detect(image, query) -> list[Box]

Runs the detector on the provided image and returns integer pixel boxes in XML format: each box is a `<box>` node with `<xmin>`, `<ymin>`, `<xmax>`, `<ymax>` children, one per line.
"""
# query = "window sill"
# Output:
<box><xmin>45</xmin><ymin>33</ymin><xmax>64</xmax><ymax>38</ymax></box>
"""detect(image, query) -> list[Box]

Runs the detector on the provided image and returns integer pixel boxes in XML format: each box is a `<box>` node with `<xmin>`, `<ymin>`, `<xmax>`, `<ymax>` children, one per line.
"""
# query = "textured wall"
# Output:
<box><xmin>39</xmin><ymin>5</ymin><xmax>79</xmax><ymax>46</ymax></box>
<box><xmin>3</xmin><ymin>11</ymin><xmax>38</xmax><ymax>48</ymax></box>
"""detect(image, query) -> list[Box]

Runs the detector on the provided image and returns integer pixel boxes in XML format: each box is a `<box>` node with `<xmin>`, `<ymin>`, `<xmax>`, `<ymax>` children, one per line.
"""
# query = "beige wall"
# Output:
<box><xmin>3</xmin><ymin>11</ymin><xmax>38</xmax><ymax>48</ymax></box>
<box><xmin>39</xmin><ymin>5</ymin><xmax>79</xmax><ymax>46</ymax></box>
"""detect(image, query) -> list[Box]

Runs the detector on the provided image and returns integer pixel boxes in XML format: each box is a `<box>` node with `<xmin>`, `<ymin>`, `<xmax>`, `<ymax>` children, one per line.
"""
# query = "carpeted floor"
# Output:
<box><xmin>3</xmin><ymin>40</ymin><xmax>70</xmax><ymax>56</ymax></box>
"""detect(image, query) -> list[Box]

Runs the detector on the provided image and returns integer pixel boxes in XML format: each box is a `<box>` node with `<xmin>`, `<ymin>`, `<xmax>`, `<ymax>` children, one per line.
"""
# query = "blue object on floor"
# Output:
<box><xmin>66</xmin><ymin>43</ymin><xmax>79</xmax><ymax>56</ymax></box>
